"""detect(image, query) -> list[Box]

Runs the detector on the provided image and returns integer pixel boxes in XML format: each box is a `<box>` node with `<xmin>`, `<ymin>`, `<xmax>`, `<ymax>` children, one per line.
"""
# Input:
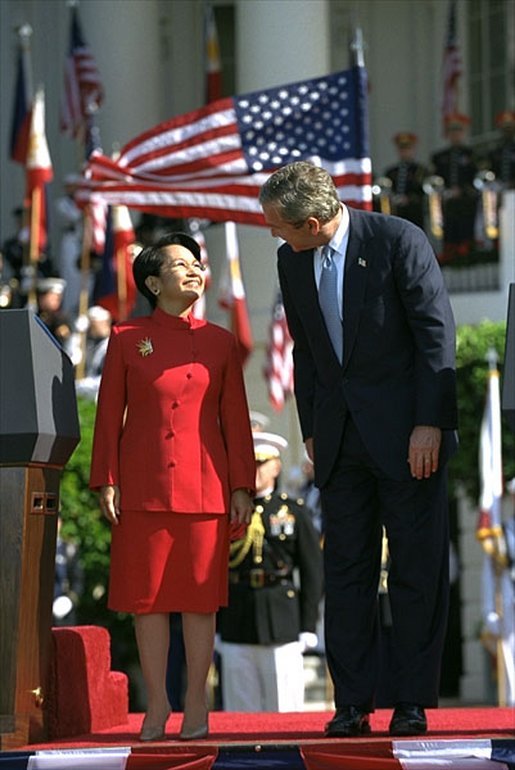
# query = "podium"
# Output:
<box><xmin>0</xmin><ymin>310</ymin><xmax>80</xmax><ymax>748</ymax></box>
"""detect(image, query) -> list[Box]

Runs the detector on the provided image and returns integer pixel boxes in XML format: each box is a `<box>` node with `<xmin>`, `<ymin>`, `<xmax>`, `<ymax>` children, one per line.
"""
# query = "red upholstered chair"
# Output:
<box><xmin>46</xmin><ymin>625</ymin><xmax>129</xmax><ymax>739</ymax></box>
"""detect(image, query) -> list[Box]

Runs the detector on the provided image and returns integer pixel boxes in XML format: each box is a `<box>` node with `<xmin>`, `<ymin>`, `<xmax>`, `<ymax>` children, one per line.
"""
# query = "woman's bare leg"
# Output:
<box><xmin>134</xmin><ymin>612</ymin><xmax>171</xmax><ymax>729</ymax></box>
<box><xmin>181</xmin><ymin>611</ymin><xmax>215</xmax><ymax>732</ymax></box>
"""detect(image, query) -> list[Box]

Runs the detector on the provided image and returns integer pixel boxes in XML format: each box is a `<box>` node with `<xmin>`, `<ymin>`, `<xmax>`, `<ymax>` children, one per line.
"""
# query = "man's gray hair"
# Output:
<box><xmin>259</xmin><ymin>161</ymin><xmax>340</xmax><ymax>224</ymax></box>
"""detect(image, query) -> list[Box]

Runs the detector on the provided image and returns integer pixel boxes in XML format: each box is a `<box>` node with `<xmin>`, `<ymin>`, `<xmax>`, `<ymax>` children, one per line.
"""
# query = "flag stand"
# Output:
<box><xmin>27</xmin><ymin>186</ymin><xmax>41</xmax><ymax>311</ymax></box>
<box><xmin>116</xmin><ymin>244</ymin><xmax>127</xmax><ymax>322</ymax></box>
<box><xmin>75</xmin><ymin>210</ymin><xmax>93</xmax><ymax>379</ymax></box>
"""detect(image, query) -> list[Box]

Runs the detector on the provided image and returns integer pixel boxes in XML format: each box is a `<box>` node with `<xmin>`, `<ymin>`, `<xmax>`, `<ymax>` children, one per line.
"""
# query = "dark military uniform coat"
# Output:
<box><xmin>384</xmin><ymin>160</ymin><xmax>427</xmax><ymax>229</ymax></box>
<box><xmin>430</xmin><ymin>145</ymin><xmax>478</xmax><ymax>252</ymax></box>
<box><xmin>218</xmin><ymin>492</ymin><xmax>323</xmax><ymax>645</ymax></box>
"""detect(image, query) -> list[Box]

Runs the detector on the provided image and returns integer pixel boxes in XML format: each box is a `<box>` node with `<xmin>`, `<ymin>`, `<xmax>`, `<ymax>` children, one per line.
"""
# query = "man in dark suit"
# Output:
<box><xmin>259</xmin><ymin>161</ymin><xmax>458</xmax><ymax>737</ymax></box>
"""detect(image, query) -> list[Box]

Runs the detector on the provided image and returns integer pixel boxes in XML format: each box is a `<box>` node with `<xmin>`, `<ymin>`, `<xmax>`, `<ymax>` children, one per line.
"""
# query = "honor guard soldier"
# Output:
<box><xmin>430</xmin><ymin>113</ymin><xmax>479</xmax><ymax>261</ymax></box>
<box><xmin>488</xmin><ymin>110</ymin><xmax>515</xmax><ymax>190</ymax></box>
<box><xmin>36</xmin><ymin>277</ymin><xmax>73</xmax><ymax>349</ymax></box>
<box><xmin>384</xmin><ymin>133</ymin><xmax>427</xmax><ymax>229</ymax></box>
<box><xmin>218</xmin><ymin>431</ymin><xmax>323</xmax><ymax>712</ymax></box>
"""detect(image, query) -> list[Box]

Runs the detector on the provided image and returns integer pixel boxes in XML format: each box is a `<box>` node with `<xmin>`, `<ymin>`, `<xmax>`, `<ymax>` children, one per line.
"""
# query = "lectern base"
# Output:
<box><xmin>0</xmin><ymin>465</ymin><xmax>60</xmax><ymax>748</ymax></box>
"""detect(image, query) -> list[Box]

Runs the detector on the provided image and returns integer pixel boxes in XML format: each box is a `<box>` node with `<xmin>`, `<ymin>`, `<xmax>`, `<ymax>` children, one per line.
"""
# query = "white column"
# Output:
<box><xmin>80</xmin><ymin>0</ymin><xmax>163</xmax><ymax>153</ymax></box>
<box><xmin>216</xmin><ymin>0</ymin><xmax>331</xmax><ymax>476</ymax></box>
<box><xmin>236</xmin><ymin>0</ymin><xmax>330</xmax><ymax>92</ymax></box>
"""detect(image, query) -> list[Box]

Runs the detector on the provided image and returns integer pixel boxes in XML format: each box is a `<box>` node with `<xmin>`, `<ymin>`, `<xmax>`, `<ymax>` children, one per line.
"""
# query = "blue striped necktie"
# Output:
<box><xmin>319</xmin><ymin>245</ymin><xmax>343</xmax><ymax>363</ymax></box>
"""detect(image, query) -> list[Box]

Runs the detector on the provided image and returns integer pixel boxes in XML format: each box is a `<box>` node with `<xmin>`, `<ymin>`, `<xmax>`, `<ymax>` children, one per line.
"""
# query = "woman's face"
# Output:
<box><xmin>151</xmin><ymin>244</ymin><xmax>206</xmax><ymax>310</ymax></box>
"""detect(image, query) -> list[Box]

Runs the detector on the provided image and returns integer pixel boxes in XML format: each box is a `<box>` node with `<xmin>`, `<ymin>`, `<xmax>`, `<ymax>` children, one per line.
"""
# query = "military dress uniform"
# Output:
<box><xmin>488</xmin><ymin>110</ymin><xmax>515</xmax><ymax>190</ymax></box>
<box><xmin>384</xmin><ymin>133</ymin><xmax>427</xmax><ymax>229</ymax></box>
<box><xmin>430</xmin><ymin>115</ymin><xmax>479</xmax><ymax>260</ymax></box>
<box><xmin>218</xmin><ymin>490</ymin><xmax>323</xmax><ymax>712</ymax></box>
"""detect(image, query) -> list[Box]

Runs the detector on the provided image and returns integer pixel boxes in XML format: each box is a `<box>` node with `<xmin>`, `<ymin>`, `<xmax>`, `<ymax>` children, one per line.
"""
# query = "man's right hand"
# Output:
<box><xmin>305</xmin><ymin>437</ymin><xmax>314</xmax><ymax>463</ymax></box>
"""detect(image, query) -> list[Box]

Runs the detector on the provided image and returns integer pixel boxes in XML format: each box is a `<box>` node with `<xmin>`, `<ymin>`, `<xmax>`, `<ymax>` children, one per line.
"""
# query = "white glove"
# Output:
<box><xmin>298</xmin><ymin>631</ymin><xmax>318</xmax><ymax>653</ymax></box>
<box><xmin>485</xmin><ymin>611</ymin><xmax>501</xmax><ymax>637</ymax></box>
<box><xmin>74</xmin><ymin>314</ymin><xmax>90</xmax><ymax>333</ymax></box>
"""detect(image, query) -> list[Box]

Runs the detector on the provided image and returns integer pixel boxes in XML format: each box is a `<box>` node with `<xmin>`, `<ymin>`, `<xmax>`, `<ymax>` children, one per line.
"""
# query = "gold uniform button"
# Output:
<box><xmin>287</xmin><ymin>590</ymin><xmax>295</xmax><ymax>598</ymax></box>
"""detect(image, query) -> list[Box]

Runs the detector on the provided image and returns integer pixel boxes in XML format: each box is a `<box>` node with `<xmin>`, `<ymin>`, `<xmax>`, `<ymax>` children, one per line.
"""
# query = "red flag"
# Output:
<box><xmin>76</xmin><ymin>66</ymin><xmax>372</xmax><ymax>223</ymax></box>
<box><xmin>26</xmin><ymin>87</ymin><xmax>53</xmax><ymax>253</ymax></box>
<box><xmin>61</xmin><ymin>5</ymin><xmax>104</xmax><ymax>139</ymax></box>
<box><xmin>88</xmin><ymin>192</ymin><xmax>108</xmax><ymax>256</ymax></box>
<box><xmin>264</xmin><ymin>290</ymin><xmax>294</xmax><ymax>411</ymax></box>
<box><xmin>441</xmin><ymin>0</ymin><xmax>462</xmax><ymax>130</ymax></box>
<box><xmin>94</xmin><ymin>205</ymin><xmax>136</xmax><ymax>321</ymax></box>
<box><xmin>205</xmin><ymin>5</ymin><xmax>222</xmax><ymax>104</ymax></box>
<box><xmin>10</xmin><ymin>25</ymin><xmax>33</xmax><ymax>164</ymax></box>
<box><xmin>218</xmin><ymin>222</ymin><xmax>253</xmax><ymax>365</ymax></box>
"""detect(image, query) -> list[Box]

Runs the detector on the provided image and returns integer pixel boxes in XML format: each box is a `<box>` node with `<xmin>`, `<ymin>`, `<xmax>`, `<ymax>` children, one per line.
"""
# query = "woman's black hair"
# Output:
<box><xmin>132</xmin><ymin>232</ymin><xmax>202</xmax><ymax>309</ymax></box>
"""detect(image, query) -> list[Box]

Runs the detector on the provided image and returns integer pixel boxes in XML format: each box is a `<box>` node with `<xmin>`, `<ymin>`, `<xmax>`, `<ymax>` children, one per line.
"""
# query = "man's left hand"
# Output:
<box><xmin>408</xmin><ymin>425</ymin><xmax>441</xmax><ymax>479</ymax></box>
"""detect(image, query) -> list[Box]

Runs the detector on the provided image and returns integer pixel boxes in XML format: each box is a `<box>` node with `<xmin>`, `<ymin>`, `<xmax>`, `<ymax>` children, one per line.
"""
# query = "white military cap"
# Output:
<box><xmin>249</xmin><ymin>410</ymin><xmax>270</xmax><ymax>431</ymax></box>
<box><xmin>87</xmin><ymin>305</ymin><xmax>111</xmax><ymax>322</ymax></box>
<box><xmin>253</xmin><ymin>431</ymin><xmax>288</xmax><ymax>462</ymax></box>
<box><xmin>37</xmin><ymin>277</ymin><xmax>66</xmax><ymax>295</ymax></box>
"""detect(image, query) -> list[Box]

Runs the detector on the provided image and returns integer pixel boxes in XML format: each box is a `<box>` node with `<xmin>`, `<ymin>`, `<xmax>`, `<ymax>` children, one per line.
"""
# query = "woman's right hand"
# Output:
<box><xmin>99</xmin><ymin>485</ymin><xmax>121</xmax><ymax>525</ymax></box>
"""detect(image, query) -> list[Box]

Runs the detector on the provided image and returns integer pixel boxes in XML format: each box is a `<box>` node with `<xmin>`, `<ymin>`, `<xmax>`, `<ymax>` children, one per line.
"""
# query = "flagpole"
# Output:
<box><xmin>485</xmin><ymin>347</ymin><xmax>507</xmax><ymax>707</ymax></box>
<box><xmin>27</xmin><ymin>186</ymin><xmax>41</xmax><ymax>311</ymax></box>
<box><xmin>76</xmin><ymin>208</ymin><xmax>93</xmax><ymax>379</ymax></box>
<box><xmin>116</xmin><ymin>243</ymin><xmax>127</xmax><ymax>321</ymax></box>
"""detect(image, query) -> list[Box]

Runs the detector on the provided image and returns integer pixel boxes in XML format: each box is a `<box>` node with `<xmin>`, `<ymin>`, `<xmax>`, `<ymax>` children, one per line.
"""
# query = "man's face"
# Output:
<box><xmin>255</xmin><ymin>457</ymin><xmax>281</xmax><ymax>493</ymax></box>
<box><xmin>261</xmin><ymin>202</ymin><xmax>315</xmax><ymax>252</ymax></box>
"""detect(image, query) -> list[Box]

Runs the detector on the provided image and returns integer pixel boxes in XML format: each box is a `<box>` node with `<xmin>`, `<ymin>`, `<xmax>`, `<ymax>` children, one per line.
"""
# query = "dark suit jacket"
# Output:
<box><xmin>278</xmin><ymin>207</ymin><xmax>458</xmax><ymax>489</ymax></box>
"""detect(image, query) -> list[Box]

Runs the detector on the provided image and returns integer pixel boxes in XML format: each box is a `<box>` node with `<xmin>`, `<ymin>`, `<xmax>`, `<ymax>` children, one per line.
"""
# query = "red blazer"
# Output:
<box><xmin>90</xmin><ymin>308</ymin><xmax>255</xmax><ymax>513</ymax></box>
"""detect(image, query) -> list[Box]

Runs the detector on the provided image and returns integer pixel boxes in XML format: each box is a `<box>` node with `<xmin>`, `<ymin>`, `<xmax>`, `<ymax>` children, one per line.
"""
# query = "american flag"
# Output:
<box><xmin>60</xmin><ymin>5</ymin><xmax>104</xmax><ymax>139</ymax></box>
<box><xmin>10</xmin><ymin>26</ymin><xmax>33</xmax><ymax>164</ymax></box>
<box><xmin>264</xmin><ymin>290</ymin><xmax>294</xmax><ymax>411</ymax></box>
<box><xmin>76</xmin><ymin>66</ymin><xmax>372</xmax><ymax>224</ymax></box>
<box><xmin>205</xmin><ymin>5</ymin><xmax>222</xmax><ymax>104</ymax></box>
<box><xmin>441</xmin><ymin>0</ymin><xmax>462</xmax><ymax>129</ymax></box>
<box><xmin>218</xmin><ymin>222</ymin><xmax>253</xmax><ymax>365</ymax></box>
<box><xmin>83</xmin><ymin>113</ymin><xmax>108</xmax><ymax>255</ymax></box>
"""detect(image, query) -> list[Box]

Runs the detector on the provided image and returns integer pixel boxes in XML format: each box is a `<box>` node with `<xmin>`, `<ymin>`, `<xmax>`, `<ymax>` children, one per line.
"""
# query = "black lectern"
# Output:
<box><xmin>0</xmin><ymin>310</ymin><xmax>80</xmax><ymax>748</ymax></box>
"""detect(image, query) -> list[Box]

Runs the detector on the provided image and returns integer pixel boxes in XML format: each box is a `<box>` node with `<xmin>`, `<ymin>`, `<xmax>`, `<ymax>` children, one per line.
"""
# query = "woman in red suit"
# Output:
<box><xmin>90</xmin><ymin>232</ymin><xmax>255</xmax><ymax>741</ymax></box>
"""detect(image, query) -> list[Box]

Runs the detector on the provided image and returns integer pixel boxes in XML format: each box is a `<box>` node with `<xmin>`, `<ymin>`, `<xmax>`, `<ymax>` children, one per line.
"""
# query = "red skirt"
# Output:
<box><xmin>108</xmin><ymin>511</ymin><xmax>229</xmax><ymax>614</ymax></box>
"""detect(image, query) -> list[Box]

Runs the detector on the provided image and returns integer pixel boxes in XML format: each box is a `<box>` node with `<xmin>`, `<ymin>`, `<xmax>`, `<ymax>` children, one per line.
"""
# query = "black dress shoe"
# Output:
<box><xmin>325</xmin><ymin>706</ymin><xmax>371</xmax><ymax>737</ymax></box>
<box><xmin>389</xmin><ymin>703</ymin><xmax>427</xmax><ymax>736</ymax></box>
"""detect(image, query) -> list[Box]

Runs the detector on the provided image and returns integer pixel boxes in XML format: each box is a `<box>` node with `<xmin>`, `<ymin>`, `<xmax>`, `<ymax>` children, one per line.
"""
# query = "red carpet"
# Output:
<box><xmin>5</xmin><ymin>709</ymin><xmax>515</xmax><ymax>770</ymax></box>
<box><xmin>22</xmin><ymin>707</ymin><xmax>515</xmax><ymax>748</ymax></box>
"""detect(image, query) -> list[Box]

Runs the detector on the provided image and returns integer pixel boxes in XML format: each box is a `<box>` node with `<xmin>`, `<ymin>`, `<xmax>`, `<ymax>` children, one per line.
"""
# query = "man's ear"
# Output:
<box><xmin>306</xmin><ymin>216</ymin><xmax>321</xmax><ymax>235</ymax></box>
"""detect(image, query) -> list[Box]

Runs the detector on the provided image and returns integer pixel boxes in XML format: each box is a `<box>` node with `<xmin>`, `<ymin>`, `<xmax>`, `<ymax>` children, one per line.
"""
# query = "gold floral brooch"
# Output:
<box><xmin>137</xmin><ymin>337</ymin><xmax>154</xmax><ymax>357</ymax></box>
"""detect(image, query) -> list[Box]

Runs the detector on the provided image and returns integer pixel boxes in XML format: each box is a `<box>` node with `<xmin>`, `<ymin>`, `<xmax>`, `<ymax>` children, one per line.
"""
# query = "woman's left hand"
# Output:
<box><xmin>230</xmin><ymin>488</ymin><xmax>253</xmax><ymax>526</ymax></box>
